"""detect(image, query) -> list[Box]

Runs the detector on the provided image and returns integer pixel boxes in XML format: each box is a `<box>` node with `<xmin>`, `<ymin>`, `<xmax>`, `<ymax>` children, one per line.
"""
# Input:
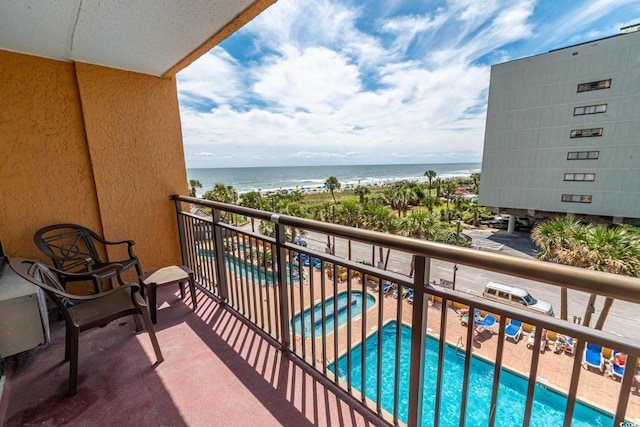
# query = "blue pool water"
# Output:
<box><xmin>292</xmin><ymin>291</ymin><xmax>376</xmax><ymax>337</ymax></box>
<box><xmin>198</xmin><ymin>249</ymin><xmax>298</xmax><ymax>285</ymax></box>
<box><xmin>330</xmin><ymin>321</ymin><xmax>613</xmax><ymax>427</ymax></box>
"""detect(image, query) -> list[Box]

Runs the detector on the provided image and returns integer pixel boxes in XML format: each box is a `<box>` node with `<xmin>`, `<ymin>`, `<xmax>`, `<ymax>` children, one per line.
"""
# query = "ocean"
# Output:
<box><xmin>187</xmin><ymin>163</ymin><xmax>481</xmax><ymax>196</ymax></box>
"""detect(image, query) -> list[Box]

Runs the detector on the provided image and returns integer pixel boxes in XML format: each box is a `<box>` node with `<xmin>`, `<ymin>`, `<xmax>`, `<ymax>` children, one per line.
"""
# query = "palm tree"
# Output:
<box><xmin>470</xmin><ymin>172</ymin><xmax>481</xmax><ymax>194</ymax></box>
<box><xmin>424</xmin><ymin>170</ymin><xmax>437</xmax><ymax>195</ymax></box>
<box><xmin>464</xmin><ymin>202</ymin><xmax>484</xmax><ymax>227</ymax></box>
<box><xmin>239</xmin><ymin>191</ymin><xmax>261</xmax><ymax>232</ymax></box>
<box><xmin>433</xmin><ymin>178</ymin><xmax>443</xmax><ymax>198</ymax></box>
<box><xmin>401</xmin><ymin>210</ymin><xmax>440</xmax><ymax>240</ymax></box>
<box><xmin>422</xmin><ymin>195</ymin><xmax>442</xmax><ymax>214</ymax></box>
<box><xmin>203</xmin><ymin>183</ymin><xmax>238</xmax><ymax>222</ymax></box>
<box><xmin>443</xmin><ymin>180</ymin><xmax>457</xmax><ymax>209</ymax></box>
<box><xmin>532</xmin><ymin>218</ymin><xmax>581</xmax><ymax>321</ymax></box>
<box><xmin>283</xmin><ymin>203</ymin><xmax>305</xmax><ymax>242</ymax></box>
<box><xmin>532</xmin><ymin>218</ymin><xmax>640</xmax><ymax>328</ymax></box>
<box><xmin>354</xmin><ymin>185</ymin><xmax>370</xmax><ymax>205</ymax></box>
<box><xmin>336</xmin><ymin>200</ymin><xmax>361</xmax><ymax>227</ymax></box>
<box><xmin>452</xmin><ymin>195</ymin><xmax>466</xmax><ymax>212</ymax></box>
<box><xmin>583</xmin><ymin>225</ymin><xmax>640</xmax><ymax>329</ymax></box>
<box><xmin>325</xmin><ymin>176</ymin><xmax>340</xmax><ymax>203</ymax></box>
<box><xmin>189</xmin><ymin>179</ymin><xmax>202</xmax><ymax>197</ymax></box>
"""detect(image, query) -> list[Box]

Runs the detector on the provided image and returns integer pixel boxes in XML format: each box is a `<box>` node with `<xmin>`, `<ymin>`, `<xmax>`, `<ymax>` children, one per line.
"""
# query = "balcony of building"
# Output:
<box><xmin>4</xmin><ymin>196</ymin><xmax>639</xmax><ymax>426</ymax></box>
<box><xmin>1</xmin><ymin>3</ymin><xmax>639</xmax><ymax>427</ymax></box>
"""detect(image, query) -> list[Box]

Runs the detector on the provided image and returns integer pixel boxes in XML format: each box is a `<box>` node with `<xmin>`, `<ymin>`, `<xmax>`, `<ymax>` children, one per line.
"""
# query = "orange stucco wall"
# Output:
<box><xmin>0</xmin><ymin>51</ymin><xmax>102</xmax><ymax>259</ymax></box>
<box><xmin>75</xmin><ymin>63</ymin><xmax>185</xmax><ymax>272</ymax></box>
<box><xmin>0</xmin><ymin>50</ymin><xmax>185</xmax><ymax>274</ymax></box>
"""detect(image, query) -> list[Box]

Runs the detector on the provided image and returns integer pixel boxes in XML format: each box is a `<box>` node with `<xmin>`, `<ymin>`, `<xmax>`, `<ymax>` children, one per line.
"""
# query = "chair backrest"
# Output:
<box><xmin>9</xmin><ymin>258</ymin><xmax>74</xmax><ymax>313</ymax></box>
<box><xmin>587</xmin><ymin>342</ymin><xmax>602</xmax><ymax>352</ymax></box>
<box><xmin>509</xmin><ymin>319</ymin><xmax>522</xmax><ymax>328</ymax></box>
<box><xmin>34</xmin><ymin>224</ymin><xmax>103</xmax><ymax>272</ymax></box>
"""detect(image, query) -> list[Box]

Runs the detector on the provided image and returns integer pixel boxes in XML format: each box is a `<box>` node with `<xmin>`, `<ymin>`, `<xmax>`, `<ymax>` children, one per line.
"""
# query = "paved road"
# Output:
<box><xmin>296</xmin><ymin>226</ymin><xmax>640</xmax><ymax>342</ymax></box>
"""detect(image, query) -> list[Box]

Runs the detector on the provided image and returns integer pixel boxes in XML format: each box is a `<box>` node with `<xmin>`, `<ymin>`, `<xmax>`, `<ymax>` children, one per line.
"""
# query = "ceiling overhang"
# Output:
<box><xmin>0</xmin><ymin>0</ymin><xmax>275</xmax><ymax>77</ymax></box>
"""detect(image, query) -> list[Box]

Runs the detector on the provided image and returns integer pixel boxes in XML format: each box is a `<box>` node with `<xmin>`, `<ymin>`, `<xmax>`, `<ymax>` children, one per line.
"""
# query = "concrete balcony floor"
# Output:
<box><xmin>0</xmin><ymin>286</ymin><xmax>382</xmax><ymax>427</ymax></box>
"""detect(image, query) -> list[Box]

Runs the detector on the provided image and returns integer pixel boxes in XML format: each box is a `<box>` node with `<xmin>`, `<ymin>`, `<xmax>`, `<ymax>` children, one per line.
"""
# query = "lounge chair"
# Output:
<box><xmin>393</xmin><ymin>286</ymin><xmax>410</xmax><ymax>299</ymax></box>
<box><xmin>476</xmin><ymin>314</ymin><xmax>496</xmax><ymax>334</ymax></box>
<box><xmin>383</xmin><ymin>281</ymin><xmax>394</xmax><ymax>294</ymax></box>
<box><xmin>582</xmin><ymin>342</ymin><xmax>605</xmax><ymax>372</ymax></box>
<box><xmin>526</xmin><ymin>327</ymin><xmax>547</xmax><ymax>352</ymax></box>
<box><xmin>608</xmin><ymin>350</ymin><xmax>625</xmax><ymax>380</ymax></box>
<box><xmin>505</xmin><ymin>319</ymin><xmax>523</xmax><ymax>342</ymax></box>
<box><xmin>406</xmin><ymin>290</ymin><xmax>414</xmax><ymax>304</ymax></box>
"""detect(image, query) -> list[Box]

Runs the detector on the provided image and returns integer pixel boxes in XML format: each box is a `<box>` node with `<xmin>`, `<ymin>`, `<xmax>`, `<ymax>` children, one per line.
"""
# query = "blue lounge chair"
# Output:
<box><xmin>505</xmin><ymin>319</ymin><xmax>523</xmax><ymax>342</ymax></box>
<box><xmin>582</xmin><ymin>342</ymin><xmax>604</xmax><ymax>372</ymax></box>
<box><xmin>476</xmin><ymin>314</ymin><xmax>496</xmax><ymax>334</ymax></box>
<box><xmin>393</xmin><ymin>286</ymin><xmax>411</xmax><ymax>299</ymax></box>
<box><xmin>608</xmin><ymin>351</ymin><xmax>625</xmax><ymax>380</ymax></box>
<box><xmin>406</xmin><ymin>290</ymin><xmax>414</xmax><ymax>304</ymax></box>
<box><xmin>383</xmin><ymin>282</ymin><xmax>394</xmax><ymax>294</ymax></box>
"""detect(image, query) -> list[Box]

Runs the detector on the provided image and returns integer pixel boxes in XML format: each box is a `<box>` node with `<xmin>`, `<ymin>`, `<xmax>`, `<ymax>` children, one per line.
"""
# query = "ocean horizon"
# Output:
<box><xmin>187</xmin><ymin>162</ymin><xmax>481</xmax><ymax>196</ymax></box>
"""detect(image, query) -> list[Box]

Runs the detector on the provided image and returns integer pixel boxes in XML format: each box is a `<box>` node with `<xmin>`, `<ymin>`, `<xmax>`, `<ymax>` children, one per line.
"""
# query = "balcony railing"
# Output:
<box><xmin>171</xmin><ymin>195</ymin><xmax>640</xmax><ymax>427</ymax></box>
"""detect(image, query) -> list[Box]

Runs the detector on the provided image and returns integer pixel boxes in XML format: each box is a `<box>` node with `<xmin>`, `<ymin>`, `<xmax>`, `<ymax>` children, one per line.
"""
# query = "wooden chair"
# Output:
<box><xmin>9</xmin><ymin>258</ymin><xmax>163</xmax><ymax>396</ymax></box>
<box><xmin>34</xmin><ymin>223</ymin><xmax>142</xmax><ymax>293</ymax></box>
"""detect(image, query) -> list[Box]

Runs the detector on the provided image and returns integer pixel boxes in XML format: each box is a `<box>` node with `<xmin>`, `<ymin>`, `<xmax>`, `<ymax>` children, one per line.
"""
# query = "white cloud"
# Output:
<box><xmin>177</xmin><ymin>0</ymin><xmax>634</xmax><ymax>168</ymax></box>
<box><xmin>252</xmin><ymin>46</ymin><xmax>361</xmax><ymax>113</ymax></box>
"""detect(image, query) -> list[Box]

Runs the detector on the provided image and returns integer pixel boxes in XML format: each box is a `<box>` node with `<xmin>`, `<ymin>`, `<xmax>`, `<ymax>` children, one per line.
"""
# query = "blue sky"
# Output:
<box><xmin>177</xmin><ymin>0</ymin><xmax>640</xmax><ymax>169</ymax></box>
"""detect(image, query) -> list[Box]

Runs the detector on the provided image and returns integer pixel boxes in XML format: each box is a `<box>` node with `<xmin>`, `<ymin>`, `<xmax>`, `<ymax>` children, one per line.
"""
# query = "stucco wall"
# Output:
<box><xmin>0</xmin><ymin>50</ymin><xmax>186</xmax><ymax>275</ymax></box>
<box><xmin>75</xmin><ymin>63</ymin><xmax>185</xmax><ymax>272</ymax></box>
<box><xmin>0</xmin><ymin>51</ymin><xmax>102</xmax><ymax>259</ymax></box>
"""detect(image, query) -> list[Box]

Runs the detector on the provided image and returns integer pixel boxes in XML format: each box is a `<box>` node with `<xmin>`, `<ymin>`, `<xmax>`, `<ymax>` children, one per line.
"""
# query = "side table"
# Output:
<box><xmin>139</xmin><ymin>265</ymin><xmax>197</xmax><ymax>323</ymax></box>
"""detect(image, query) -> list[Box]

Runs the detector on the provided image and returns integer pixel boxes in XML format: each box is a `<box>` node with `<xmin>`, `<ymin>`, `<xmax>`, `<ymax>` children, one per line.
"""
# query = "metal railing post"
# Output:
<box><xmin>173</xmin><ymin>197</ymin><xmax>189</xmax><ymax>266</ymax></box>
<box><xmin>211</xmin><ymin>208</ymin><xmax>229</xmax><ymax>303</ymax></box>
<box><xmin>273</xmin><ymin>215</ymin><xmax>290</xmax><ymax>352</ymax></box>
<box><xmin>407</xmin><ymin>255</ymin><xmax>430</xmax><ymax>427</ymax></box>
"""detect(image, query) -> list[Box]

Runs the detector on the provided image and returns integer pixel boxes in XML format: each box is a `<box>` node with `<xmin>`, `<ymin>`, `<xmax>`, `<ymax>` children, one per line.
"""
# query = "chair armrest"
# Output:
<box><xmin>51</xmin><ymin>263</ymin><xmax>125</xmax><ymax>294</ymax></box>
<box><xmin>46</xmin><ymin>254</ymin><xmax>94</xmax><ymax>269</ymax></box>
<box><xmin>90</xmin><ymin>233</ymin><xmax>134</xmax><ymax>248</ymax></box>
<box><xmin>49</xmin><ymin>282</ymin><xmax>141</xmax><ymax>302</ymax></box>
<box><xmin>54</xmin><ymin>263</ymin><xmax>124</xmax><ymax>279</ymax></box>
<box><xmin>93</xmin><ymin>236</ymin><xmax>138</xmax><ymax>258</ymax></box>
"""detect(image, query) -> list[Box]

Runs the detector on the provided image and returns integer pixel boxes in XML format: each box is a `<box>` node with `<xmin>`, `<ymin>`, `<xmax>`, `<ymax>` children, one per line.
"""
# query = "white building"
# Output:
<box><xmin>479</xmin><ymin>26</ymin><xmax>640</xmax><ymax>225</ymax></box>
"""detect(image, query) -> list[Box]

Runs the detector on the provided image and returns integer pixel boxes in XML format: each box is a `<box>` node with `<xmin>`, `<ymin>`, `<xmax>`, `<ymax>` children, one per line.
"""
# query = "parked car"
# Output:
<box><xmin>514</xmin><ymin>216</ymin><xmax>532</xmax><ymax>228</ymax></box>
<box><xmin>487</xmin><ymin>217</ymin><xmax>522</xmax><ymax>230</ymax></box>
<box><xmin>482</xmin><ymin>282</ymin><xmax>554</xmax><ymax>316</ymax></box>
<box><xmin>487</xmin><ymin>216</ymin><xmax>531</xmax><ymax>230</ymax></box>
<box><xmin>293</xmin><ymin>236</ymin><xmax>307</xmax><ymax>247</ymax></box>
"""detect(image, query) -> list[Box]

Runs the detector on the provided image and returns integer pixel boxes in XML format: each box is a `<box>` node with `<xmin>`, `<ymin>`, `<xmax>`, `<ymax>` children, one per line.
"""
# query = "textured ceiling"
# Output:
<box><xmin>0</xmin><ymin>0</ymin><xmax>264</xmax><ymax>76</ymax></box>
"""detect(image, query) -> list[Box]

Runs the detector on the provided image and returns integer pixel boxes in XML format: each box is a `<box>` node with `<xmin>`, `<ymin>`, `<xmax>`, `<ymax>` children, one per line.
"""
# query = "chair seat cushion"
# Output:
<box><xmin>70</xmin><ymin>288</ymin><xmax>137</xmax><ymax>329</ymax></box>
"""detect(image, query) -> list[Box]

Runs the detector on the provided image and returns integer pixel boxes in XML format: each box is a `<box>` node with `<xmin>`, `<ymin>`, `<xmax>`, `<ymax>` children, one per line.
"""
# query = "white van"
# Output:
<box><xmin>482</xmin><ymin>282</ymin><xmax>554</xmax><ymax>316</ymax></box>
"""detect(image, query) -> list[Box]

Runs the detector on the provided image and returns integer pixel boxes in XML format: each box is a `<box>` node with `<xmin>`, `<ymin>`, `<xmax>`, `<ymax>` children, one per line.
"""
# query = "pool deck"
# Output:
<box><xmin>291</xmin><ymin>267</ymin><xmax>640</xmax><ymax>423</ymax></box>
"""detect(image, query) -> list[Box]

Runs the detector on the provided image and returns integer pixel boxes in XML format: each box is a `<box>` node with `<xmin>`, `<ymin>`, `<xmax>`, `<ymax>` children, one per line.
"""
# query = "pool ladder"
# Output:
<box><xmin>456</xmin><ymin>336</ymin><xmax>464</xmax><ymax>357</ymax></box>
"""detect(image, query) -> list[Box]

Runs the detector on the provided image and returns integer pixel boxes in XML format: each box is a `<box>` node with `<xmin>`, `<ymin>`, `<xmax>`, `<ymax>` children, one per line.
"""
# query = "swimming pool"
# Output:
<box><xmin>198</xmin><ymin>249</ymin><xmax>298</xmax><ymax>285</ymax></box>
<box><xmin>292</xmin><ymin>291</ymin><xmax>376</xmax><ymax>337</ymax></box>
<box><xmin>329</xmin><ymin>321</ymin><xmax>613</xmax><ymax>427</ymax></box>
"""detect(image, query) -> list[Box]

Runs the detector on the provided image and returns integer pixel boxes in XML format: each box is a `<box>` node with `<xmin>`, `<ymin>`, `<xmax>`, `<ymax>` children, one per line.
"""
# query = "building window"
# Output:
<box><xmin>567</xmin><ymin>151</ymin><xmax>599</xmax><ymax>160</ymax></box>
<box><xmin>564</xmin><ymin>173</ymin><xmax>596</xmax><ymax>181</ymax></box>
<box><xmin>570</xmin><ymin>128</ymin><xmax>603</xmax><ymax>138</ymax></box>
<box><xmin>574</xmin><ymin>104</ymin><xmax>607</xmax><ymax>115</ymax></box>
<box><xmin>562</xmin><ymin>194</ymin><xmax>592</xmax><ymax>203</ymax></box>
<box><xmin>577</xmin><ymin>79</ymin><xmax>611</xmax><ymax>93</ymax></box>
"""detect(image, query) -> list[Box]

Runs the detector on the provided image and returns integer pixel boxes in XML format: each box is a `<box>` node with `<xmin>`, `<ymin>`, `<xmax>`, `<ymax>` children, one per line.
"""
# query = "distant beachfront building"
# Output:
<box><xmin>479</xmin><ymin>25</ymin><xmax>640</xmax><ymax>225</ymax></box>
